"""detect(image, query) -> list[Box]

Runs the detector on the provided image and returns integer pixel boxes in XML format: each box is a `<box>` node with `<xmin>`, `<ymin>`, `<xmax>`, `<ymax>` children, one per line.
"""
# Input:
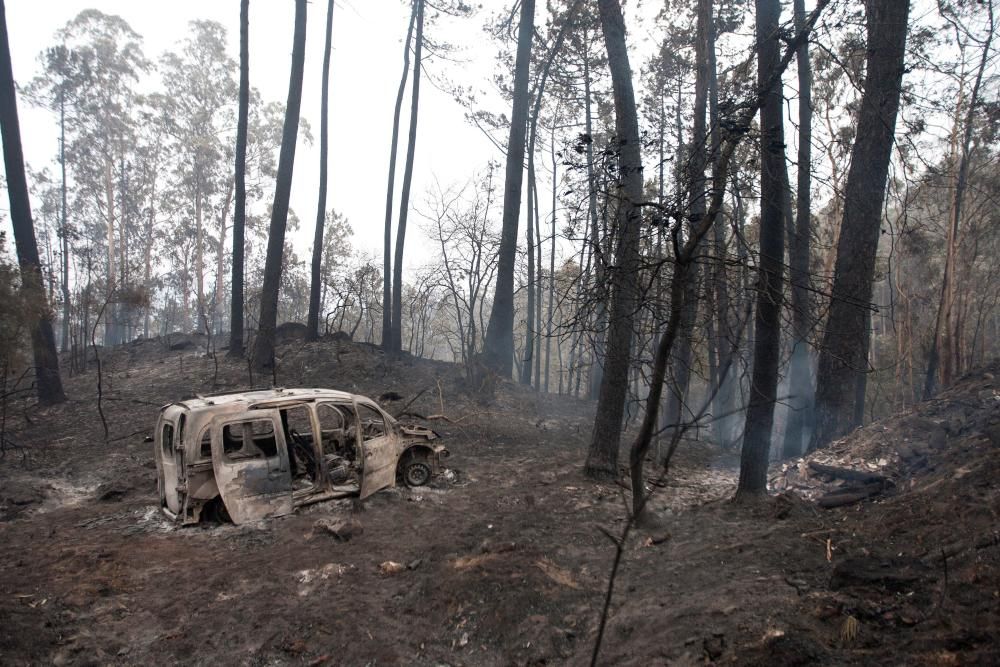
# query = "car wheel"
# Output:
<box><xmin>403</xmin><ymin>460</ymin><xmax>432</xmax><ymax>487</ymax></box>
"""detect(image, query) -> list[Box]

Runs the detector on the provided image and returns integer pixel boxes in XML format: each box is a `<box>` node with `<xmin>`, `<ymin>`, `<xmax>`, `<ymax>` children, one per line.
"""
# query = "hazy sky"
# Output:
<box><xmin>3</xmin><ymin>0</ymin><xmax>504</xmax><ymax>265</ymax></box>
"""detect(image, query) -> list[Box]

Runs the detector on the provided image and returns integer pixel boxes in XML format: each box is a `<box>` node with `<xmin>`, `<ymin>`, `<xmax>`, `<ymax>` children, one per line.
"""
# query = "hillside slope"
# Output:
<box><xmin>0</xmin><ymin>338</ymin><xmax>996</xmax><ymax>665</ymax></box>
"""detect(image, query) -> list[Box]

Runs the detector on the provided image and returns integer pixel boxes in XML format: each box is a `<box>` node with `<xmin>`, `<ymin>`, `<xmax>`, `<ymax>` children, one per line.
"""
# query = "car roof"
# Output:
<box><xmin>163</xmin><ymin>387</ymin><xmax>360</xmax><ymax>414</ymax></box>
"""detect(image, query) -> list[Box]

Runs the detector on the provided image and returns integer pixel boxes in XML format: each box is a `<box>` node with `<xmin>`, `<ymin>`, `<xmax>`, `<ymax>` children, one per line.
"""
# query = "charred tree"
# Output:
<box><xmin>521</xmin><ymin>11</ymin><xmax>575</xmax><ymax>386</ymax></box>
<box><xmin>252</xmin><ymin>0</ymin><xmax>307</xmax><ymax>371</ymax></box>
<box><xmin>0</xmin><ymin>0</ymin><xmax>66</xmax><ymax>405</ymax></box>
<box><xmin>624</xmin><ymin>0</ymin><xmax>832</xmax><ymax>520</ymax></box>
<box><xmin>482</xmin><ymin>0</ymin><xmax>535</xmax><ymax>376</ymax></box>
<box><xmin>390</xmin><ymin>0</ymin><xmax>424</xmax><ymax>355</ymax></box>
<box><xmin>307</xmin><ymin>0</ymin><xmax>335</xmax><ymax>341</ymax></box>
<box><xmin>664</xmin><ymin>0</ymin><xmax>712</xmax><ymax>444</ymax></box>
<box><xmin>522</xmin><ymin>134</ymin><xmax>536</xmax><ymax>385</ymax></box>
<box><xmin>812</xmin><ymin>0</ymin><xmax>909</xmax><ymax>449</ymax></box>
<box><xmin>382</xmin><ymin>2</ymin><xmax>418</xmax><ymax>350</ymax></box>
<box><xmin>228</xmin><ymin>0</ymin><xmax>250</xmax><ymax>358</ymax></box>
<box><xmin>735</xmin><ymin>0</ymin><xmax>787</xmax><ymax>499</ymax></box>
<box><xmin>584</xmin><ymin>0</ymin><xmax>643</xmax><ymax>480</ymax></box>
<box><xmin>781</xmin><ymin>0</ymin><xmax>814</xmax><ymax>458</ymax></box>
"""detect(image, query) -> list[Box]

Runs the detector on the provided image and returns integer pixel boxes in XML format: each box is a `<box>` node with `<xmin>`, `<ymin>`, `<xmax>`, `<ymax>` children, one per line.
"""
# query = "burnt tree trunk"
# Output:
<box><xmin>0</xmin><ymin>0</ymin><xmax>66</xmax><ymax>405</ymax></box>
<box><xmin>59</xmin><ymin>92</ymin><xmax>70</xmax><ymax>352</ymax></box>
<box><xmin>520</xmin><ymin>13</ymin><xmax>572</xmax><ymax>386</ymax></box>
<box><xmin>584</xmin><ymin>0</ymin><xmax>643</xmax><ymax>480</ymax></box>
<box><xmin>381</xmin><ymin>2</ymin><xmax>418</xmax><ymax>350</ymax></box>
<box><xmin>252</xmin><ymin>0</ymin><xmax>307</xmax><ymax>371</ymax></box>
<box><xmin>781</xmin><ymin>0</ymin><xmax>814</xmax><ymax>459</ymax></box>
<box><xmin>811</xmin><ymin>0</ymin><xmax>909</xmax><ymax>449</ymax></box>
<box><xmin>583</xmin><ymin>46</ymin><xmax>607</xmax><ymax>400</ymax></box>
<box><xmin>228</xmin><ymin>0</ymin><xmax>250</xmax><ymax>358</ymax></box>
<box><xmin>522</xmin><ymin>130</ymin><xmax>536</xmax><ymax>385</ymax></box>
<box><xmin>735</xmin><ymin>0</ymin><xmax>786</xmax><ymax>500</ymax></box>
<box><xmin>307</xmin><ymin>0</ymin><xmax>335</xmax><ymax>341</ymax></box>
<box><xmin>390</xmin><ymin>0</ymin><xmax>424</xmax><ymax>355</ymax></box>
<box><xmin>664</xmin><ymin>0</ymin><xmax>712</xmax><ymax>445</ymax></box>
<box><xmin>482</xmin><ymin>0</ymin><xmax>535</xmax><ymax>376</ymax></box>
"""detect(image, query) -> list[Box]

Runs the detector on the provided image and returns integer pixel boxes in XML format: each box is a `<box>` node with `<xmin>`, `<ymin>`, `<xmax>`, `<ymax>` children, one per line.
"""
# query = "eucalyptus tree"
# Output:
<box><xmin>160</xmin><ymin>20</ymin><xmax>238</xmax><ymax>335</ymax></box>
<box><xmin>52</xmin><ymin>10</ymin><xmax>149</xmax><ymax>345</ymax></box>
<box><xmin>924</xmin><ymin>0</ymin><xmax>995</xmax><ymax>397</ymax></box>
<box><xmin>24</xmin><ymin>46</ymin><xmax>88</xmax><ymax>351</ymax></box>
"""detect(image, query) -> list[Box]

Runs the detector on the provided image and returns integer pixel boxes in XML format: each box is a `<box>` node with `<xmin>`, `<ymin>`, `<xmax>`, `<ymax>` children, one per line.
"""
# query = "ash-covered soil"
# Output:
<box><xmin>0</xmin><ymin>337</ymin><xmax>997</xmax><ymax>665</ymax></box>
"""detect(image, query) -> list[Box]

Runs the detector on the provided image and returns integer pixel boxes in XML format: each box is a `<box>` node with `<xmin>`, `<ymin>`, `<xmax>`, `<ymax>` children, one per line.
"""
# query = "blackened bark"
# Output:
<box><xmin>664</xmin><ymin>0</ymin><xmax>712</xmax><ymax>443</ymax></box>
<box><xmin>0</xmin><ymin>0</ymin><xmax>66</xmax><ymax>405</ymax></box>
<box><xmin>228</xmin><ymin>0</ymin><xmax>250</xmax><ymax>358</ymax></box>
<box><xmin>584</xmin><ymin>0</ymin><xmax>643</xmax><ymax>480</ymax></box>
<box><xmin>735</xmin><ymin>0</ymin><xmax>785</xmax><ymax>499</ymax></box>
<box><xmin>307</xmin><ymin>0</ymin><xmax>335</xmax><ymax>341</ymax></box>
<box><xmin>382</xmin><ymin>3</ymin><xmax>418</xmax><ymax>350</ymax></box>
<box><xmin>522</xmin><ymin>128</ymin><xmax>536</xmax><ymax>385</ymax></box>
<box><xmin>811</xmin><ymin>0</ymin><xmax>909</xmax><ymax>449</ymax></box>
<box><xmin>520</xmin><ymin>13</ymin><xmax>573</xmax><ymax>386</ymax></box>
<box><xmin>253</xmin><ymin>0</ymin><xmax>307</xmax><ymax>371</ymax></box>
<box><xmin>59</xmin><ymin>94</ymin><xmax>70</xmax><ymax>352</ymax></box>
<box><xmin>781</xmin><ymin>0</ymin><xmax>815</xmax><ymax>459</ymax></box>
<box><xmin>583</xmin><ymin>51</ymin><xmax>607</xmax><ymax>400</ymax></box>
<box><xmin>625</xmin><ymin>0</ymin><xmax>831</xmax><ymax>517</ymax></box>
<box><xmin>545</xmin><ymin>129</ymin><xmax>556</xmax><ymax>393</ymax></box>
<box><xmin>390</xmin><ymin>0</ymin><xmax>424</xmax><ymax>355</ymax></box>
<box><xmin>482</xmin><ymin>0</ymin><xmax>535</xmax><ymax>376</ymax></box>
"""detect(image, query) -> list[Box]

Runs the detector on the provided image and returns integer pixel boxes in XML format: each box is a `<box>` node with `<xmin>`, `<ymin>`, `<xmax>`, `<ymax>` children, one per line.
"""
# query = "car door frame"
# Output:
<box><xmin>154</xmin><ymin>414</ymin><xmax>184</xmax><ymax>517</ymax></box>
<box><xmin>355</xmin><ymin>399</ymin><xmax>399</xmax><ymax>499</ymax></box>
<box><xmin>209</xmin><ymin>409</ymin><xmax>294</xmax><ymax>524</ymax></box>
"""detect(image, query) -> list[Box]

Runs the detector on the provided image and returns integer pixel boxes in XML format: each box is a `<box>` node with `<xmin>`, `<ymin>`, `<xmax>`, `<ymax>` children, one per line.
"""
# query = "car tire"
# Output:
<box><xmin>402</xmin><ymin>460</ymin><xmax>432</xmax><ymax>487</ymax></box>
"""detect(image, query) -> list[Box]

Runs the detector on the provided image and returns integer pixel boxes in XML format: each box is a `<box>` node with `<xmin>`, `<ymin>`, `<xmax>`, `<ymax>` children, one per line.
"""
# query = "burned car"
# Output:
<box><xmin>152</xmin><ymin>388</ymin><xmax>447</xmax><ymax>525</ymax></box>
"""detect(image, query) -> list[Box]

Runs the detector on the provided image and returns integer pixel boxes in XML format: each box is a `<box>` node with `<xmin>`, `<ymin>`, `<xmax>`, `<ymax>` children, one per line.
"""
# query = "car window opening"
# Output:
<box><xmin>316</xmin><ymin>403</ymin><xmax>360</xmax><ymax>488</ymax></box>
<box><xmin>161</xmin><ymin>423</ymin><xmax>174</xmax><ymax>458</ymax></box>
<box><xmin>281</xmin><ymin>406</ymin><xmax>323</xmax><ymax>491</ymax></box>
<box><xmin>356</xmin><ymin>404</ymin><xmax>387</xmax><ymax>442</ymax></box>
<box><xmin>222</xmin><ymin>420</ymin><xmax>278</xmax><ymax>461</ymax></box>
<box><xmin>199</xmin><ymin>429</ymin><xmax>212</xmax><ymax>460</ymax></box>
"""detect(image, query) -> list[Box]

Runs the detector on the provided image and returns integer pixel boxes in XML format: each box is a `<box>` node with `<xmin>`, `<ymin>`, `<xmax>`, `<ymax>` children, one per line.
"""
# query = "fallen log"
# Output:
<box><xmin>816</xmin><ymin>481</ymin><xmax>888</xmax><ymax>509</ymax></box>
<box><xmin>808</xmin><ymin>461</ymin><xmax>888</xmax><ymax>485</ymax></box>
